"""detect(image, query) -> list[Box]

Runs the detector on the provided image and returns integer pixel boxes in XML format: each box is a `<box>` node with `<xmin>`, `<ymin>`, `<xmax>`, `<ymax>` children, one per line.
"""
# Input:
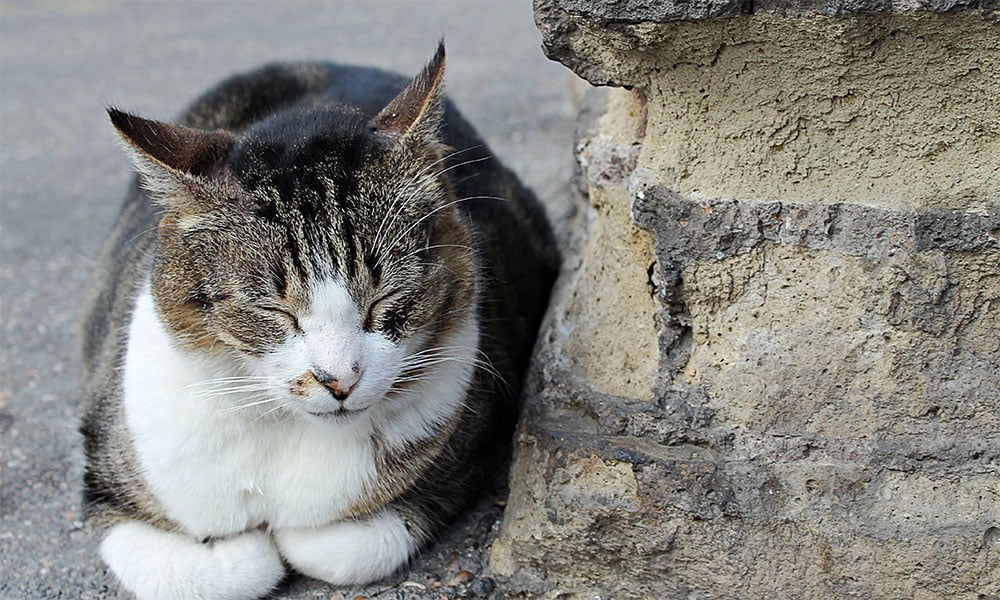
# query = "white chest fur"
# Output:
<box><xmin>122</xmin><ymin>287</ymin><xmax>477</xmax><ymax>539</ymax></box>
<box><xmin>122</xmin><ymin>290</ymin><xmax>376</xmax><ymax>538</ymax></box>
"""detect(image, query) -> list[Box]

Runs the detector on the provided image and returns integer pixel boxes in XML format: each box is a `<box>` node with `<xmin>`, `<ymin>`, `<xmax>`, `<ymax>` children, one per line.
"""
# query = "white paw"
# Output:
<box><xmin>100</xmin><ymin>521</ymin><xmax>285</xmax><ymax>600</ymax></box>
<box><xmin>274</xmin><ymin>510</ymin><xmax>417</xmax><ymax>585</ymax></box>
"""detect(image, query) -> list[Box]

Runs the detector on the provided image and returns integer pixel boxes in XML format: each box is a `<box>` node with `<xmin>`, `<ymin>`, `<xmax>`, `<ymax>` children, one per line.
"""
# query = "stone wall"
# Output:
<box><xmin>490</xmin><ymin>2</ymin><xmax>1000</xmax><ymax>597</ymax></box>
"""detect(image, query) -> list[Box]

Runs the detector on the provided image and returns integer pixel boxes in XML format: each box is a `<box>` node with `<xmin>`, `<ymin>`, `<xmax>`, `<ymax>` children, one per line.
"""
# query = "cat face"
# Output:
<box><xmin>112</xmin><ymin>44</ymin><xmax>476</xmax><ymax>422</ymax></box>
<box><xmin>159</xmin><ymin>137</ymin><xmax>474</xmax><ymax>420</ymax></box>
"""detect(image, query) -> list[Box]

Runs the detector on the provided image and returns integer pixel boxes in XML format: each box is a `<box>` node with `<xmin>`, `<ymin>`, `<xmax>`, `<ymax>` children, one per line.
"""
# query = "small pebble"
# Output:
<box><xmin>401</xmin><ymin>581</ymin><xmax>427</xmax><ymax>591</ymax></box>
<box><xmin>468</xmin><ymin>577</ymin><xmax>496</xmax><ymax>596</ymax></box>
<box><xmin>448</xmin><ymin>570</ymin><xmax>474</xmax><ymax>586</ymax></box>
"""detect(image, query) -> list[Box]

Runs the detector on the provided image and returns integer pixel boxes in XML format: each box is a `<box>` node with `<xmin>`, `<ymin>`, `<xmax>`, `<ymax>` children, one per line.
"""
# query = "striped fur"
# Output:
<box><xmin>81</xmin><ymin>44</ymin><xmax>558</xmax><ymax>598</ymax></box>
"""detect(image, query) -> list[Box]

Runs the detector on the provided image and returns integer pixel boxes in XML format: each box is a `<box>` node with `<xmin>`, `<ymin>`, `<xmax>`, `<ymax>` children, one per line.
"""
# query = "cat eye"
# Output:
<box><xmin>194</xmin><ymin>291</ymin><xmax>231</xmax><ymax>311</ymax></box>
<box><xmin>258</xmin><ymin>306</ymin><xmax>302</xmax><ymax>333</ymax></box>
<box><xmin>364</xmin><ymin>289</ymin><xmax>403</xmax><ymax>331</ymax></box>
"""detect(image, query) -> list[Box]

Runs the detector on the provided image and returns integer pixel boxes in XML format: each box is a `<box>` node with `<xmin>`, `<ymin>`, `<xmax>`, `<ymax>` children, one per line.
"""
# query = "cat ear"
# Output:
<box><xmin>371</xmin><ymin>41</ymin><xmax>446</xmax><ymax>142</ymax></box>
<box><xmin>107</xmin><ymin>107</ymin><xmax>235</xmax><ymax>198</ymax></box>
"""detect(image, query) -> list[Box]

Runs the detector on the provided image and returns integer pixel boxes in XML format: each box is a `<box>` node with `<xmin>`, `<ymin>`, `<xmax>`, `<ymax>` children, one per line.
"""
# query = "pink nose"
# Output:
<box><xmin>311</xmin><ymin>367</ymin><xmax>362</xmax><ymax>400</ymax></box>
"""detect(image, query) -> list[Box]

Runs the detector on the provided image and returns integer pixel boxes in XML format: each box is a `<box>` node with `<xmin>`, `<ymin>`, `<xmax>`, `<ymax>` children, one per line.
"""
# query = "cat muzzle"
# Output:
<box><xmin>311</xmin><ymin>367</ymin><xmax>363</xmax><ymax>400</ymax></box>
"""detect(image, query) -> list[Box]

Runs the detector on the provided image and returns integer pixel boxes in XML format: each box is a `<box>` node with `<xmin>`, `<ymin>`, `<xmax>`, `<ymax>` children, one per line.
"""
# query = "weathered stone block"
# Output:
<box><xmin>494</xmin><ymin>2</ymin><xmax>1000</xmax><ymax>596</ymax></box>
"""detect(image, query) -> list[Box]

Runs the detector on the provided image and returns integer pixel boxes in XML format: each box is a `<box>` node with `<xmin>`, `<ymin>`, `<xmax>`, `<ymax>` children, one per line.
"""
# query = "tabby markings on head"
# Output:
<box><xmin>94</xmin><ymin>43</ymin><xmax>500</xmax><ymax>599</ymax></box>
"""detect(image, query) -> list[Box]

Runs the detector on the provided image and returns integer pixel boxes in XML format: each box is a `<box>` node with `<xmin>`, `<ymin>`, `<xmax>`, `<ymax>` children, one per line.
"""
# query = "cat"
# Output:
<box><xmin>79</xmin><ymin>42</ymin><xmax>558</xmax><ymax>600</ymax></box>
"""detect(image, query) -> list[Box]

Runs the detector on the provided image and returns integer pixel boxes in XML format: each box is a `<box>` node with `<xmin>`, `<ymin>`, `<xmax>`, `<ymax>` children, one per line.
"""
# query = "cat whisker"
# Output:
<box><xmin>415</xmin><ymin>155</ymin><xmax>492</xmax><ymax>187</ymax></box>
<box><xmin>385</xmin><ymin>153</ymin><xmax>488</xmax><ymax>220</ymax></box>
<box><xmin>397</xmin><ymin>351</ymin><xmax>473</xmax><ymax>367</ymax></box>
<box><xmin>418</xmin><ymin>145</ymin><xmax>484</xmax><ymax>177</ymax></box>
<box><xmin>416</xmin><ymin>261</ymin><xmax>457</xmax><ymax>276</ymax></box>
<box><xmin>397</xmin><ymin>353</ymin><xmax>466</xmax><ymax>367</ymax></box>
<box><xmin>372</xmin><ymin>146</ymin><xmax>483</xmax><ymax>252</ymax></box>
<box><xmin>249</xmin><ymin>402</ymin><xmax>288</xmax><ymax>425</ymax></box>
<box><xmin>377</xmin><ymin>166</ymin><xmax>498</xmax><ymax>263</ymax></box>
<box><xmin>383</xmin><ymin>243</ymin><xmax>475</xmax><ymax>273</ymax></box>
<box><xmin>402</xmin><ymin>344</ymin><xmax>484</xmax><ymax>360</ymax></box>
<box><xmin>376</xmin><ymin>195</ymin><xmax>506</xmax><ymax>267</ymax></box>
<box><xmin>183</xmin><ymin>380</ymin><xmax>273</xmax><ymax>392</ymax></box>
<box><xmin>185</xmin><ymin>375</ymin><xmax>271</xmax><ymax>383</ymax></box>
<box><xmin>397</xmin><ymin>351</ymin><xmax>507</xmax><ymax>387</ymax></box>
<box><xmin>213</xmin><ymin>396</ymin><xmax>280</xmax><ymax>414</ymax></box>
<box><xmin>181</xmin><ymin>377</ymin><xmax>272</xmax><ymax>390</ymax></box>
<box><xmin>372</xmin><ymin>169</ymin><xmax>440</xmax><ymax>257</ymax></box>
<box><xmin>401</xmin><ymin>355</ymin><xmax>500</xmax><ymax>376</ymax></box>
<box><xmin>386</xmin><ymin>386</ymin><xmax>418</xmax><ymax>394</ymax></box>
<box><xmin>121</xmin><ymin>224</ymin><xmax>161</xmax><ymax>247</ymax></box>
<box><xmin>188</xmin><ymin>386</ymin><xmax>273</xmax><ymax>400</ymax></box>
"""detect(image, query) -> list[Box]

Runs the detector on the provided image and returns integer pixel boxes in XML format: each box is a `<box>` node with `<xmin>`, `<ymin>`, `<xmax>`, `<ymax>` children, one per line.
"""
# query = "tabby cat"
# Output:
<box><xmin>80</xmin><ymin>43</ymin><xmax>557</xmax><ymax>599</ymax></box>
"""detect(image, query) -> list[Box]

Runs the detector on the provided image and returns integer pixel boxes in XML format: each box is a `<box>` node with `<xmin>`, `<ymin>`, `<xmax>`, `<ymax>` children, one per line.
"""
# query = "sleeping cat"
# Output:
<box><xmin>80</xmin><ymin>43</ymin><xmax>557</xmax><ymax>599</ymax></box>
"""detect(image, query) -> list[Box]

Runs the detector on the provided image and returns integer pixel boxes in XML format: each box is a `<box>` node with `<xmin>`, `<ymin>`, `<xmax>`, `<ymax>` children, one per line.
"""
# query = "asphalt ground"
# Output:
<box><xmin>0</xmin><ymin>2</ymin><xmax>576</xmax><ymax>597</ymax></box>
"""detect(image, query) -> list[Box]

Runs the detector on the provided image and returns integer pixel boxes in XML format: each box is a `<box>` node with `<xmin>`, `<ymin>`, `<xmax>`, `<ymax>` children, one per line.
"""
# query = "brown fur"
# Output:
<box><xmin>81</xmin><ymin>44</ymin><xmax>558</xmax><ymax>562</ymax></box>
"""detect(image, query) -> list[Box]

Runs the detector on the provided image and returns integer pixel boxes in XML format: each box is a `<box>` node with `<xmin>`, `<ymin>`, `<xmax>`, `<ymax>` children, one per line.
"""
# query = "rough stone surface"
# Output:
<box><xmin>540</xmin><ymin>0</ymin><xmax>999</xmax><ymax>24</ymax></box>
<box><xmin>494</xmin><ymin>2</ymin><xmax>1000</xmax><ymax>597</ymax></box>
<box><xmin>536</xmin><ymin>9</ymin><xmax>1000</xmax><ymax>211</ymax></box>
<box><xmin>559</xmin><ymin>91</ymin><xmax>660</xmax><ymax>400</ymax></box>
<box><xmin>535</xmin><ymin>2</ymin><xmax>1000</xmax><ymax>84</ymax></box>
<box><xmin>549</xmin><ymin>0</ymin><xmax>749</xmax><ymax>24</ymax></box>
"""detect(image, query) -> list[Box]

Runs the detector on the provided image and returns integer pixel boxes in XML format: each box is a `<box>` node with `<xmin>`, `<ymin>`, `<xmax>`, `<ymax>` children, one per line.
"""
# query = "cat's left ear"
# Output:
<box><xmin>371</xmin><ymin>41</ymin><xmax>446</xmax><ymax>143</ymax></box>
<box><xmin>107</xmin><ymin>107</ymin><xmax>235</xmax><ymax>201</ymax></box>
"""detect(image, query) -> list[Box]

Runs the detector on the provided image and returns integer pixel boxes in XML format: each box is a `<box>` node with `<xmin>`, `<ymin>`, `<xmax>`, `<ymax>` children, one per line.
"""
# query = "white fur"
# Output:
<box><xmin>249</xmin><ymin>278</ymin><xmax>406</xmax><ymax>417</ymax></box>
<box><xmin>116</xmin><ymin>137</ymin><xmax>201</xmax><ymax>208</ymax></box>
<box><xmin>110</xmin><ymin>278</ymin><xmax>479</xmax><ymax>595</ymax></box>
<box><xmin>123</xmin><ymin>288</ymin><xmax>379</xmax><ymax>536</ymax></box>
<box><xmin>100</xmin><ymin>522</ymin><xmax>284</xmax><ymax>600</ymax></box>
<box><xmin>274</xmin><ymin>510</ymin><xmax>417</xmax><ymax>585</ymax></box>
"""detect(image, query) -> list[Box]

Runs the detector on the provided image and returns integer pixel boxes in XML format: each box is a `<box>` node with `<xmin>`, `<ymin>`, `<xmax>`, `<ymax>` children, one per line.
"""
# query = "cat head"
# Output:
<box><xmin>110</xmin><ymin>43</ymin><xmax>478</xmax><ymax>423</ymax></box>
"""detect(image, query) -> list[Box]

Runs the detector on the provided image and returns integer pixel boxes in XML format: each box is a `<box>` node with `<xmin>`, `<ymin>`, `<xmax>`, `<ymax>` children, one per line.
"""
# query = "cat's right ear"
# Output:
<box><xmin>371</xmin><ymin>41</ymin><xmax>446</xmax><ymax>144</ymax></box>
<box><xmin>107</xmin><ymin>108</ymin><xmax>235</xmax><ymax>203</ymax></box>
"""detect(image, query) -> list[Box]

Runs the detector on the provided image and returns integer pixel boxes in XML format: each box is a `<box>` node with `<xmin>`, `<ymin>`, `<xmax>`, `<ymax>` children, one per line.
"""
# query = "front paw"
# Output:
<box><xmin>100</xmin><ymin>521</ymin><xmax>285</xmax><ymax>600</ymax></box>
<box><xmin>274</xmin><ymin>510</ymin><xmax>417</xmax><ymax>586</ymax></box>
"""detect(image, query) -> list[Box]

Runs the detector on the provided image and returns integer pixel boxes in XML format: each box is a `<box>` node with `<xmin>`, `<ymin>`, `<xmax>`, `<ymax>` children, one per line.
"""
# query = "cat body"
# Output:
<box><xmin>81</xmin><ymin>45</ymin><xmax>557</xmax><ymax>599</ymax></box>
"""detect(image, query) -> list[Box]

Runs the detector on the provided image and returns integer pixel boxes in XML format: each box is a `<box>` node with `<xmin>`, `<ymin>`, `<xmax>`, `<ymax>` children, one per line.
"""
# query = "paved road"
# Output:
<box><xmin>0</xmin><ymin>2</ymin><xmax>575</xmax><ymax>597</ymax></box>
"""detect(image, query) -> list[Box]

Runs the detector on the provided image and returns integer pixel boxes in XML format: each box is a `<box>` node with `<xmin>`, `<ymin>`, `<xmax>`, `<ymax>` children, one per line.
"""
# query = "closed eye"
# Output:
<box><xmin>258</xmin><ymin>306</ymin><xmax>302</xmax><ymax>333</ymax></box>
<box><xmin>364</xmin><ymin>289</ymin><xmax>403</xmax><ymax>331</ymax></box>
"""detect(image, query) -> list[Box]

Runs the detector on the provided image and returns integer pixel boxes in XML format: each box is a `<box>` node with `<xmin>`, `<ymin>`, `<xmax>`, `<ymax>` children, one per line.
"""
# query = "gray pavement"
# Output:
<box><xmin>0</xmin><ymin>2</ymin><xmax>575</xmax><ymax>597</ymax></box>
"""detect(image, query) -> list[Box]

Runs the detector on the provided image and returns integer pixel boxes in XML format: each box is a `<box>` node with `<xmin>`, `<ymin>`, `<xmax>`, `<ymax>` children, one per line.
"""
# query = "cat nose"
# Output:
<box><xmin>311</xmin><ymin>366</ymin><xmax>363</xmax><ymax>400</ymax></box>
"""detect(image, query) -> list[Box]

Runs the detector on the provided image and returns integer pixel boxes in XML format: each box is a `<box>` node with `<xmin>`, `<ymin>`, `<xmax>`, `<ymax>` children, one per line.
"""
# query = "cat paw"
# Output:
<box><xmin>274</xmin><ymin>510</ymin><xmax>417</xmax><ymax>585</ymax></box>
<box><xmin>100</xmin><ymin>521</ymin><xmax>285</xmax><ymax>600</ymax></box>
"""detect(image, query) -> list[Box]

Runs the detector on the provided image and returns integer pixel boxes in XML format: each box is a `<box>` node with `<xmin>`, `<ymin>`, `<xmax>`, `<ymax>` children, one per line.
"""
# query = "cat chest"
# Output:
<box><xmin>126</xmin><ymin>406</ymin><xmax>378</xmax><ymax>537</ymax></box>
<box><xmin>121</xmin><ymin>290</ymin><xmax>379</xmax><ymax>537</ymax></box>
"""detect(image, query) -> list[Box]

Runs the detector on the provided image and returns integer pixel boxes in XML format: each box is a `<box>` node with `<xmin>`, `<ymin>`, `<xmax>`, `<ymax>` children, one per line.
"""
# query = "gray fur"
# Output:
<box><xmin>80</xmin><ymin>50</ymin><xmax>558</xmax><ymax>557</ymax></box>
